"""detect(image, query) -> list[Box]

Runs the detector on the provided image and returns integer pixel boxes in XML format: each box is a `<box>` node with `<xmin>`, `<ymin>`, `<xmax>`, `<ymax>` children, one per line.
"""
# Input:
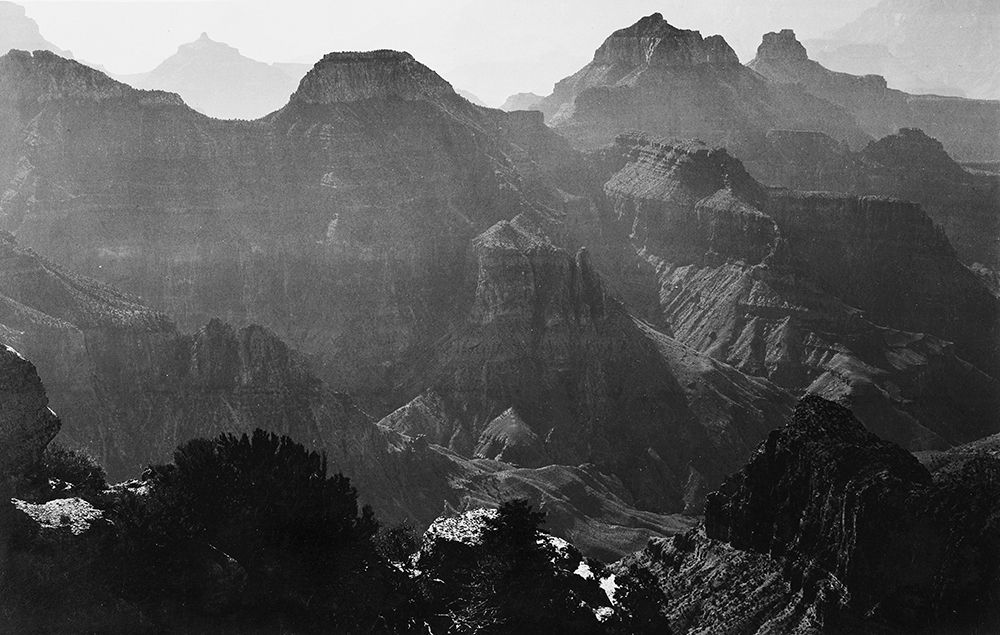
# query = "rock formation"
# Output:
<box><xmin>599</xmin><ymin>133</ymin><xmax>1000</xmax><ymax>449</ymax></box>
<box><xmin>117</xmin><ymin>32</ymin><xmax>302</xmax><ymax>120</ymax></box>
<box><xmin>748</xmin><ymin>29</ymin><xmax>1000</xmax><ymax>162</ymax></box>
<box><xmin>500</xmin><ymin>91</ymin><xmax>544</xmax><ymax>112</ymax></box>
<box><xmin>0</xmin><ymin>344</ymin><xmax>58</xmax><ymax>478</ymax></box>
<box><xmin>0</xmin><ymin>48</ymin><xmax>568</xmax><ymax>408</ymax></box>
<box><xmin>618</xmin><ymin>396</ymin><xmax>1000</xmax><ymax>633</ymax></box>
<box><xmin>753</xmin><ymin>127</ymin><xmax>1000</xmax><ymax>270</ymax></box>
<box><xmin>532</xmin><ymin>13</ymin><xmax>869</xmax><ymax>154</ymax></box>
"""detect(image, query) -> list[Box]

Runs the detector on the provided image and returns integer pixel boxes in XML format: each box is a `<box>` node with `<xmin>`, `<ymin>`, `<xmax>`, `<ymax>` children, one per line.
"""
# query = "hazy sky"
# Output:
<box><xmin>21</xmin><ymin>0</ymin><xmax>882</xmax><ymax>105</ymax></box>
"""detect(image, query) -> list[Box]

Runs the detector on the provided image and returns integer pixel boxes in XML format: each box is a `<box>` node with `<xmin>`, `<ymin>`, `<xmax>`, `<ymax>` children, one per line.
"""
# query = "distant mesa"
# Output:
<box><xmin>290</xmin><ymin>50</ymin><xmax>462</xmax><ymax>106</ymax></box>
<box><xmin>500</xmin><ymin>92</ymin><xmax>544</xmax><ymax>112</ymax></box>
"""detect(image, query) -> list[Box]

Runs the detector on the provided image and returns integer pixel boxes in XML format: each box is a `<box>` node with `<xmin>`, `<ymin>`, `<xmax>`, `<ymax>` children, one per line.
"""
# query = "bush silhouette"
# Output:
<box><xmin>108</xmin><ymin>429</ymin><xmax>414</xmax><ymax>632</ymax></box>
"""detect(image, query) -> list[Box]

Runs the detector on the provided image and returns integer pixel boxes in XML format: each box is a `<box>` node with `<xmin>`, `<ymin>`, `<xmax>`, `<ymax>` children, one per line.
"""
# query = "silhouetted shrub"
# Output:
<box><xmin>376</xmin><ymin>521</ymin><xmax>420</xmax><ymax>563</ymax></box>
<box><xmin>23</xmin><ymin>443</ymin><xmax>107</xmax><ymax>501</ymax></box>
<box><xmin>606</xmin><ymin>563</ymin><xmax>672</xmax><ymax>634</ymax></box>
<box><xmin>431</xmin><ymin>499</ymin><xmax>605</xmax><ymax>634</ymax></box>
<box><xmin>107</xmin><ymin>429</ymin><xmax>417</xmax><ymax>632</ymax></box>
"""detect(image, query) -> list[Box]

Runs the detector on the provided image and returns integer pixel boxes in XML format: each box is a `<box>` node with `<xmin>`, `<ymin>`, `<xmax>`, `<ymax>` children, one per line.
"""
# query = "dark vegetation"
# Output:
<box><xmin>3</xmin><ymin>429</ymin><xmax>659</xmax><ymax>633</ymax></box>
<box><xmin>22</xmin><ymin>442</ymin><xmax>107</xmax><ymax>501</ymax></box>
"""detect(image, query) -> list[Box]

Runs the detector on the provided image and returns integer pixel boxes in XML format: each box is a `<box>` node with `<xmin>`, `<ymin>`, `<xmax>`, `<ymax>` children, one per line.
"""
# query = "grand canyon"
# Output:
<box><xmin>0</xmin><ymin>1</ymin><xmax>998</xmax><ymax>632</ymax></box>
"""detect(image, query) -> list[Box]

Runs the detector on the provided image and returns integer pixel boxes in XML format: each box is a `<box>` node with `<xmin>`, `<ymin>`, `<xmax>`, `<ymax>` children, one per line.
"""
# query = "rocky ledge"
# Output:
<box><xmin>706</xmin><ymin>395</ymin><xmax>1000</xmax><ymax>629</ymax></box>
<box><xmin>618</xmin><ymin>395</ymin><xmax>1000</xmax><ymax>632</ymax></box>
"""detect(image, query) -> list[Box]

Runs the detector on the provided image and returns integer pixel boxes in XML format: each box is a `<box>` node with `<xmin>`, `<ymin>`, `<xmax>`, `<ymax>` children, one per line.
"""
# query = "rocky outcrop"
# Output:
<box><xmin>533</xmin><ymin>13</ymin><xmax>869</xmax><ymax>154</ymax></box>
<box><xmin>706</xmin><ymin>396</ymin><xmax>1000</xmax><ymax>629</ymax></box>
<box><xmin>748</xmin><ymin>29</ymin><xmax>1000</xmax><ymax>161</ymax></box>
<box><xmin>0</xmin><ymin>345</ymin><xmax>58</xmax><ymax>477</ymax></box>
<box><xmin>601</xmin><ymin>133</ymin><xmax>1000</xmax><ymax>449</ymax></box>
<box><xmin>753</xmin><ymin>127</ymin><xmax>1000</xmax><ymax>268</ymax></box>
<box><xmin>473</xmin><ymin>407</ymin><xmax>550</xmax><ymax>467</ymax></box>
<box><xmin>618</xmin><ymin>396</ymin><xmax>1000</xmax><ymax>633</ymax></box>
<box><xmin>398</xmin><ymin>205</ymin><xmax>794</xmax><ymax>514</ymax></box>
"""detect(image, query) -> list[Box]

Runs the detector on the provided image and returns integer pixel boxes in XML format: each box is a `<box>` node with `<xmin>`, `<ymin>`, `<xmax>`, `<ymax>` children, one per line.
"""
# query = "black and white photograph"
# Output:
<box><xmin>0</xmin><ymin>0</ymin><xmax>998</xmax><ymax>632</ymax></box>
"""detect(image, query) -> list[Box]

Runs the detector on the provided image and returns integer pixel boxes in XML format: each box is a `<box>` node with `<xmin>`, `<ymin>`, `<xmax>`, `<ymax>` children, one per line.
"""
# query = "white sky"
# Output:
<box><xmin>20</xmin><ymin>0</ymin><xmax>881</xmax><ymax>106</ymax></box>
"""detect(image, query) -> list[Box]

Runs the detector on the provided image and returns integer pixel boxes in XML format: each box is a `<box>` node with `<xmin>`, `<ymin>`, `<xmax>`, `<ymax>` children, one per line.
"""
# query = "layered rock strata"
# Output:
<box><xmin>618</xmin><ymin>396</ymin><xmax>1000</xmax><ymax>633</ymax></box>
<box><xmin>600</xmin><ymin>133</ymin><xmax>1000</xmax><ymax>449</ymax></box>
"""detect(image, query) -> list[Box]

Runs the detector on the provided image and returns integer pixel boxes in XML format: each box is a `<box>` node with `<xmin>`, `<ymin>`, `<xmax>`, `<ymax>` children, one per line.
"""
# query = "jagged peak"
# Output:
<box><xmin>170</xmin><ymin>31</ymin><xmax>242</xmax><ymax>58</ymax></box>
<box><xmin>593</xmin><ymin>13</ymin><xmax>739</xmax><ymax>68</ymax></box>
<box><xmin>290</xmin><ymin>49</ymin><xmax>459</xmax><ymax>105</ymax></box>
<box><xmin>754</xmin><ymin>29</ymin><xmax>809</xmax><ymax>63</ymax></box>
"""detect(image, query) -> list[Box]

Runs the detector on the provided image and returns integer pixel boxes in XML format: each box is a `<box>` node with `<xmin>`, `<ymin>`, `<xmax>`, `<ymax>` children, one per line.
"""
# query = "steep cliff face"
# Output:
<box><xmin>0</xmin><ymin>231</ymin><xmax>174</xmax><ymax>474</ymax></box>
<box><xmin>748</xmin><ymin>29</ymin><xmax>1000</xmax><ymax>161</ymax></box>
<box><xmin>601</xmin><ymin>134</ymin><xmax>1000</xmax><ymax>449</ymax></box>
<box><xmin>392</xmin><ymin>205</ymin><xmax>795</xmax><ymax>514</ymax></box>
<box><xmin>618</xmin><ymin>396</ymin><xmax>1000</xmax><ymax>633</ymax></box>
<box><xmin>0</xmin><ymin>344</ymin><xmax>58</xmax><ymax>477</ymax></box>
<box><xmin>754</xmin><ymin>127</ymin><xmax>1000</xmax><ymax>269</ymax></box>
<box><xmin>533</xmin><ymin>13</ymin><xmax>868</xmax><ymax>154</ymax></box>
<box><xmin>0</xmin><ymin>49</ymin><xmax>584</xmax><ymax>407</ymax></box>
<box><xmin>705</xmin><ymin>396</ymin><xmax>1000</xmax><ymax>630</ymax></box>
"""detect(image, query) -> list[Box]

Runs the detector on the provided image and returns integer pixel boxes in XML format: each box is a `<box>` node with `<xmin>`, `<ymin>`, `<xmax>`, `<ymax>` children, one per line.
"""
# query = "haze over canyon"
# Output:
<box><xmin>0</xmin><ymin>1</ymin><xmax>998</xmax><ymax>633</ymax></box>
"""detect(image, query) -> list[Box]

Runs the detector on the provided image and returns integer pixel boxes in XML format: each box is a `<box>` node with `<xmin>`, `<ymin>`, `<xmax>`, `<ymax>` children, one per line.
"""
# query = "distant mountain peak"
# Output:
<box><xmin>290</xmin><ymin>50</ymin><xmax>459</xmax><ymax>105</ymax></box>
<box><xmin>593</xmin><ymin>13</ymin><xmax>739</xmax><ymax>68</ymax></box>
<box><xmin>0</xmin><ymin>0</ymin><xmax>72</xmax><ymax>58</ymax></box>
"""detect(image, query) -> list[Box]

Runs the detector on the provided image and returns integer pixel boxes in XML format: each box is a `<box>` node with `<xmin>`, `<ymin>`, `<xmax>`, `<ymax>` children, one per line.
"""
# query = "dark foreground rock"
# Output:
<box><xmin>618</xmin><ymin>396</ymin><xmax>1000</xmax><ymax>633</ymax></box>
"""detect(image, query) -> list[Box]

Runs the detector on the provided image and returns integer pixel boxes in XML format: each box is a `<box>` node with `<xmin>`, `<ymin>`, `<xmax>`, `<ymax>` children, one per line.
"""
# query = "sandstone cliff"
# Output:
<box><xmin>600</xmin><ymin>133</ymin><xmax>1000</xmax><ymax>449</ymax></box>
<box><xmin>618</xmin><ymin>396</ymin><xmax>1000</xmax><ymax>633</ymax></box>
<box><xmin>385</xmin><ymin>204</ymin><xmax>795</xmax><ymax>516</ymax></box>
<box><xmin>753</xmin><ymin>127</ymin><xmax>1000</xmax><ymax>269</ymax></box>
<box><xmin>0</xmin><ymin>48</ymin><xmax>579</xmax><ymax>410</ymax></box>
